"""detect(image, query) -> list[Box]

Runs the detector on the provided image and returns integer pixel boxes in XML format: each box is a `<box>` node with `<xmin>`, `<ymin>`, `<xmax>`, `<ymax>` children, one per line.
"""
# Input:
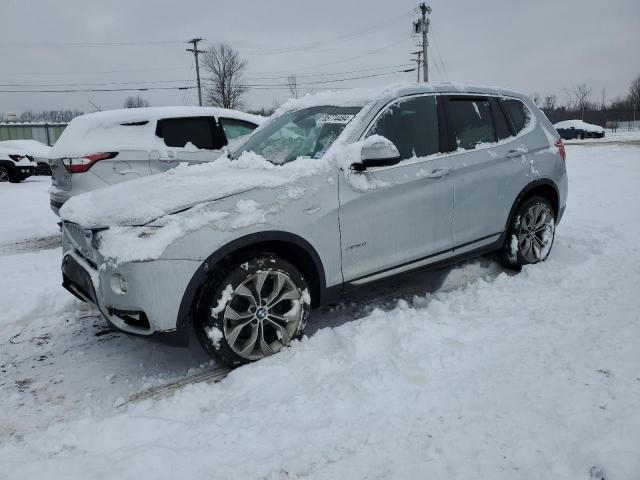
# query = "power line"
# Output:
<box><xmin>234</xmin><ymin>11</ymin><xmax>414</xmax><ymax>55</ymax></box>
<box><xmin>0</xmin><ymin>63</ymin><xmax>415</xmax><ymax>88</ymax></box>
<box><xmin>0</xmin><ymin>66</ymin><xmax>192</xmax><ymax>77</ymax></box>
<box><xmin>246</xmin><ymin>63</ymin><xmax>414</xmax><ymax>81</ymax></box>
<box><xmin>0</xmin><ymin>68</ymin><xmax>414</xmax><ymax>94</ymax></box>
<box><xmin>0</xmin><ymin>86</ymin><xmax>193</xmax><ymax>93</ymax></box>
<box><xmin>0</xmin><ymin>40</ymin><xmax>185</xmax><ymax>48</ymax></box>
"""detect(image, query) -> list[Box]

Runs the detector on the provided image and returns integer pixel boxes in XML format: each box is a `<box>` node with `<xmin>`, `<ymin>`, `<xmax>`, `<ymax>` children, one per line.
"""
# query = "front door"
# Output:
<box><xmin>338</xmin><ymin>94</ymin><xmax>454</xmax><ymax>284</ymax></box>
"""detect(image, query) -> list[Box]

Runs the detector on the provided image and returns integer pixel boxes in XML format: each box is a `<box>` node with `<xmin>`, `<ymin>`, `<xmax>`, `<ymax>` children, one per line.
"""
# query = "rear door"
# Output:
<box><xmin>445</xmin><ymin>95</ymin><xmax>527</xmax><ymax>251</ymax></box>
<box><xmin>151</xmin><ymin>116</ymin><xmax>228</xmax><ymax>173</ymax></box>
<box><xmin>339</xmin><ymin>94</ymin><xmax>455</xmax><ymax>284</ymax></box>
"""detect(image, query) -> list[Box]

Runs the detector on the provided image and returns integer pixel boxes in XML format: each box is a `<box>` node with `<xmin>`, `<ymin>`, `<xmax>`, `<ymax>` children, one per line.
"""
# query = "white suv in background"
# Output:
<box><xmin>49</xmin><ymin>107</ymin><xmax>264</xmax><ymax>215</ymax></box>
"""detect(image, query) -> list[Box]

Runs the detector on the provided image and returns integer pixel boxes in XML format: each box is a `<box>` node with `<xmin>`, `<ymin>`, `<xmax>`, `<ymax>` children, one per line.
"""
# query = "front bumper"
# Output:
<box><xmin>15</xmin><ymin>165</ymin><xmax>36</xmax><ymax>181</ymax></box>
<box><xmin>61</xmin><ymin>228</ymin><xmax>201</xmax><ymax>346</ymax></box>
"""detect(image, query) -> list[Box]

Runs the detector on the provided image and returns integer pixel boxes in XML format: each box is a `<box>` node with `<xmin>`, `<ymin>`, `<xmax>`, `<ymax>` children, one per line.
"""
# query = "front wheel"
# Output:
<box><xmin>0</xmin><ymin>167</ymin><xmax>12</xmax><ymax>183</ymax></box>
<box><xmin>500</xmin><ymin>196</ymin><xmax>556</xmax><ymax>268</ymax></box>
<box><xmin>195</xmin><ymin>254</ymin><xmax>311</xmax><ymax>368</ymax></box>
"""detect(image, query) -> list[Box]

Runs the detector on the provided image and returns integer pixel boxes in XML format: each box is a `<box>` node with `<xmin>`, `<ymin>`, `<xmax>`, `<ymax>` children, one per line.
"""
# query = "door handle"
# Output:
<box><xmin>506</xmin><ymin>148</ymin><xmax>527</xmax><ymax>158</ymax></box>
<box><xmin>424</xmin><ymin>167</ymin><xmax>453</xmax><ymax>178</ymax></box>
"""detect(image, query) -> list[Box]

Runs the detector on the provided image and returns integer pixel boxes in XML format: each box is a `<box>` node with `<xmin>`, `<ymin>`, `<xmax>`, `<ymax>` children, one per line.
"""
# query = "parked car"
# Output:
<box><xmin>553</xmin><ymin>120</ymin><xmax>605</xmax><ymax>140</ymax></box>
<box><xmin>48</xmin><ymin>107</ymin><xmax>264</xmax><ymax>215</ymax></box>
<box><xmin>0</xmin><ymin>139</ymin><xmax>52</xmax><ymax>175</ymax></box>
<box><xmin>59</xmin><ymin>83</ymin><xmax>567</xmax><ymax>367</ymax></box>
<box><xmin>0</xmin><ymin>145</ymin><xmax>37</xmax><ymax>183</ymax></box>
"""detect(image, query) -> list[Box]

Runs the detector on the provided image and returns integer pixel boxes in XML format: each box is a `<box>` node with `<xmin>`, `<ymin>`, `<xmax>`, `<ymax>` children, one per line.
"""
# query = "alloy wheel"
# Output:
<box><xmin>517</xmin><ymin>203</ymin><xmax>555</xmax><ymax>263</ymax></box>
<box><xmin>220</xmin><ymin>269</ymin><xmax>305</xmax><ymax>361</ymax></box>
<box><xmin>0</xmin><ymin>170</ymin><xmax>9</xmax><ymax>183</ymax></box>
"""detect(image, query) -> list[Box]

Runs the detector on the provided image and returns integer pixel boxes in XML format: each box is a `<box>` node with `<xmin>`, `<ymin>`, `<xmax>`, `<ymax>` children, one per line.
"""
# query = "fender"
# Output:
<box><xmin>499</xmin><ymin>178</ymin><xmax>561</xmax><ymax>245</ymax></box>
<box><xmin>175</xmin><ymin>230</ymin><xmax>330</xmax><ymax>336</ymax></box>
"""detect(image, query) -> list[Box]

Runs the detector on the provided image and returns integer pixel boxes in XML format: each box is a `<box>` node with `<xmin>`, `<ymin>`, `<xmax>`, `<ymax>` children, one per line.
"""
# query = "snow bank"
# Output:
<box><xmin>0</xmin><ymin>249</ymin><xmax>78</xmax><ymax>331</ymax></box>
<box><xmin>1</xmin><ymin>144</ymin><xmax>640</xmax><ymax>478</ymax></box>
<box><xmin>0</xmin><ymin>177</ymin><xmax>60</xmax><ymax>244</ymax></box>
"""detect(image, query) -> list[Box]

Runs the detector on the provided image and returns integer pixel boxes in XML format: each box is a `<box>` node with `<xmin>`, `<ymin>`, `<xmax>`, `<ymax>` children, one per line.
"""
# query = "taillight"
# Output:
<box><xmin>555</xmin><ymin>138</ymin><xmax>566</xmax><ymax>161</ymax></box>
<box><xmin>62</xmin><ymin>152</ymin><xmax>118</xmax><ymax>174</ymax></box>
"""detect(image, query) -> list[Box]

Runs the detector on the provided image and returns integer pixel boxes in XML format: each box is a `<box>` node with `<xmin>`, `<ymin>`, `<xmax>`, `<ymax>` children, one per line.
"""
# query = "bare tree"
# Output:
<box><xmin>287</xmin><ymin>74</ymin><xmax>299</xmax><ymax>99</ymax></box>
<box><xmin>572</xmin><ymin>83</ymin><xmax>592</xmax><ymax>120</ymax></box>
<box><xmin>630</xmin><ymin>75</ymin><xmax>640</xmax><ymax>107</ymax></box>
<box><xmin>201</xmin><ymin>43</ymin><xmax>248</xmax><ymax>109</ymax></box>
<box><xmin>543</xmin><ymin>94</ymin><xmax>557</xmax><ymax>111</ymax></box>
<box><xmin>124</xmin><ymin>96</ymin><xmax>150</xmax><ymax>108</ymax></box>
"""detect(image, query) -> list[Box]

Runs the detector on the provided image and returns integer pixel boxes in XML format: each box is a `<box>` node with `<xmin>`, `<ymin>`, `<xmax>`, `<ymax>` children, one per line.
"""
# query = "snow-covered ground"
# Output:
<box><xmin>1</xmin><ymin>143</ymin><xmax>639</xmax><ymax>479</ymax></box>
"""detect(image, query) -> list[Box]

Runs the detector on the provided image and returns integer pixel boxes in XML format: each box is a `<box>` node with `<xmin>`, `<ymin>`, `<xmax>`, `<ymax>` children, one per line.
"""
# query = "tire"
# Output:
<box><xmin>36</xmin><ymin>163</ymin><xmax>52</xmax><ymax>176</ymax></box>
<box><xmin>0</xmin><ymin>167</ymin><xmax>13</xmax><ymax>183</ymax></box>
<box><xmin>195</xmin><ymin>253</ymin><xmax>311</xmax><ymax>368</ymax></box>
<box><xmin>500</xmin><ymin>195</ymin><xmax>556</xmax><ymax>268</ymax></box>
<box><xmin>576</xmin><ymin>132</ymin><xmax>583</xmax><ymax>140</ymax></box>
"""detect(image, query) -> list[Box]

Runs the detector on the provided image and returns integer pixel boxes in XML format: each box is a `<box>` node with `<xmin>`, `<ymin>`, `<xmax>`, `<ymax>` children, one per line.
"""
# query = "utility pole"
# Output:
<box><xmin>413</xmin><ymin>3</ymin><xmax>431</xmax><ymax>83</ymax></box>
<box><xmin>411</xmin><ymin>50</ymin><xmax>422</xmax><ymax>82</ymax></box>
<box><xmin>186</xmin><ymin>38</ymin><xmax>205</xmax><ymax>106</ymax></box>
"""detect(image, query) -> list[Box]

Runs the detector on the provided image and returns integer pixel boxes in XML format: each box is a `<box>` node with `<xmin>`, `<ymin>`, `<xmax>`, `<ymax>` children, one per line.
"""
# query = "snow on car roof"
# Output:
<box><xmin>553</xmin><ymin>120</ymin><xmax>604</xmax><ymax>132</ymax></box>
<box><xmin>49</xmin><ymin>107</ymin><xmax>265</xmax><ymax>159</ymax></box>
<box><xmin>0</xmin><ymin>145</ymin><xmax>25</xmax><ymax>157</ymax></box>
<box><xmin>274</xmin><ymin>82</ymin><xmax>529</xmax><ymax>115</ymax></box>
<box><xmin>0</xmin><ymin>140</ymin><xmax>51</xmax><ymax>159</ymax></box>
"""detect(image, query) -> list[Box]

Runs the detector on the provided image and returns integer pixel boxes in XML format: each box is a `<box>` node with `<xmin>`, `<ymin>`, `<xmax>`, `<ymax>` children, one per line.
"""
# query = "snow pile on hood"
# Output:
<box><xmin>49</xmin><ymin>106</ymin><xmax>264</xmax><ymax>159</ymax></box>
<box><xmin>553</xmin><ymin>120</ymin><xmax>604</xmax><ymax>133</ymax></box>
<box><xmin>60</xmin><ymin>151</ymin><xmax>331</xmax><ymax>228</ymax></box>
<box><xmin>0</xmin><ymin>139</ymin><xmax>51</xmax><ymax>159</ymax></box>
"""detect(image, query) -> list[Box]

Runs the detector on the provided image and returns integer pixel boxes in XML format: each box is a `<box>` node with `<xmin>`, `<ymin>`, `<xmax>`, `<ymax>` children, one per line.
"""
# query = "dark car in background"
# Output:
<box><xmin>553</xmin><ymin>120</ymin><xmax>605</xmax><ymax>140</ymax></box>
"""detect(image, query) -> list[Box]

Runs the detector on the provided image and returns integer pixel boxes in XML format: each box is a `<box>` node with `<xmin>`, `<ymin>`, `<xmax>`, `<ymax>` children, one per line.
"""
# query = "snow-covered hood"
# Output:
<box><xmin>60</xmin><ymin>153</ymin><xmax>330</xmax><ymax>228</ymax></box>
<box><xmin>0</xmin><ymin>145</ymin><xmax>36</xmax><ymax>166</ymax></box>
<box><xmin>0</xmin><ymin>140</ymin><xmax>51</xmax><ymax>159</ymax></box>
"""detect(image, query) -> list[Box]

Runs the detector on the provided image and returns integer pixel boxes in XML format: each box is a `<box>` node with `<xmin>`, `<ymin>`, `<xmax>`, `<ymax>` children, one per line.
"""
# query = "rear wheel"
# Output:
<box><xmin>36</xmin><ymin>163</ymin><xmax>52</xmax><ymax>176</ymax></box>
<box><xmin>500</xmin><ymin>196</ymin><xmax>556</xmax><ymax>268</ymax></box>
<box><xmin>195</xmin><ymin>254</ymin><xmax>311</xmax><ymax>368</ymax></box>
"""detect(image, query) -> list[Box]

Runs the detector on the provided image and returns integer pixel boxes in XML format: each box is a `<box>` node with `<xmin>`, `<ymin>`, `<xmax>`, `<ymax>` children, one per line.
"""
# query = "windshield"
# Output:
<box><xmin>235</xmin><ymin>106</ymin><xmax>362</xmax><ymax>164</ymax></box>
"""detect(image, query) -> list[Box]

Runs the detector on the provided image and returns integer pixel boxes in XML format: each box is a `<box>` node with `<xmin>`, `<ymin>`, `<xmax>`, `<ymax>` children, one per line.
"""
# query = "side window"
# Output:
<box><xmin>218</xmin><ymin>118</ymin><xmax>258</xmax><ymax>140</ymax></box>
<box><xmin>491</xmin><ymin>98</ymin><xmax>513</xmax><ymax>141</ymax></box>
<box><xmin>156</xmin><ymin>117</ymin><xmax>225</xmax><ymax>150</ymax></box>
<box><xmin>502</xmin><ymin>99</ymin><xmax>531</xmax><ymax>135</ymax></box>
<box><xmin>368</xmin><ymin>95</ymin><xmax>439</xmax><ymax>161</ymax></box>
<box><xmin>447</xmin><ymin>98</ymin><xmax>496</xmax><ymax>150</ymax></box>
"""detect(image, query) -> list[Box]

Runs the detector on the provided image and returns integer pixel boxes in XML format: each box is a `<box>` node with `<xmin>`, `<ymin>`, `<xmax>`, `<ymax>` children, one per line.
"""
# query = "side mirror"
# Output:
<box><xmin>351</xmin><ymin>137</ymin><xmax>401</xmax><ymax>171</ymax></box>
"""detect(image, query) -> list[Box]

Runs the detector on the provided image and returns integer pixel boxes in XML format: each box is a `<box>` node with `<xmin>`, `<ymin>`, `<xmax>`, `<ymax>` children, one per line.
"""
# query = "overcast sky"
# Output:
<box><xmin>1</xmin><ymin>0</ymin><xmax>638</xmax><ymax>115</ymax></box>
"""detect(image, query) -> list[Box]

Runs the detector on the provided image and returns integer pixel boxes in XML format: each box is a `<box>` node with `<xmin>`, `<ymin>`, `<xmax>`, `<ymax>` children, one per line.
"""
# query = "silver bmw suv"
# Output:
<box><xmin>59</xmin><ymin>83</ymin><xmax>568</xmax><ymax>367</ymax></box>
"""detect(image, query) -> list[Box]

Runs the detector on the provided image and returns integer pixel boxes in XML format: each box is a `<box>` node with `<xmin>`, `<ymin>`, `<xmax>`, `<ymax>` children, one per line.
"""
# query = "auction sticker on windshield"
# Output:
<box><xmin>316</xmin><ymin>114</ymin><xmax>355</xmax><ymax>124</ymax></box>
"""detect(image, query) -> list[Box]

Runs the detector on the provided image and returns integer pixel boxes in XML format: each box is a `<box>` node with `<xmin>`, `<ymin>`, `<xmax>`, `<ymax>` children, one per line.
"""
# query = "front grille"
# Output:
<box><xmin>64</xmin><ymin>223</ymin><xmax>95</xmax><ymax>261</ymax></box>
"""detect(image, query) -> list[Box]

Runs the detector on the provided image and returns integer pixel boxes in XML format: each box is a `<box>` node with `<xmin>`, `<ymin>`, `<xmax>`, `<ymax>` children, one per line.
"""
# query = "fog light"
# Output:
<box><xmin>110</xmin><ymin>273</ymin><xmax>127</xmax><ymax>294</ymax></box>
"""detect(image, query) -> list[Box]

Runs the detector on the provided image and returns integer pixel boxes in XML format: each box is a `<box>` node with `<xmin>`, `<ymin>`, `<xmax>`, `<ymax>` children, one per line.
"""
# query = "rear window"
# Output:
<box><xmin>156</xmin><ymin>116</ymin><xmax>226</xmax><ymax>150</ymax></box>
<box><xmin>447</xmin><ymin>98</ymin><xmax>496</xmax><ymax>150</ymax></box>
<box><xmin>502</xmin><ymin>99</ymin><xmax>531</xmax><ymax>135</ymax></box>
<box><xmin>219</xmin><ymin>118</ymin><xmax>257</xmax><ymax>140</ymax></box>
